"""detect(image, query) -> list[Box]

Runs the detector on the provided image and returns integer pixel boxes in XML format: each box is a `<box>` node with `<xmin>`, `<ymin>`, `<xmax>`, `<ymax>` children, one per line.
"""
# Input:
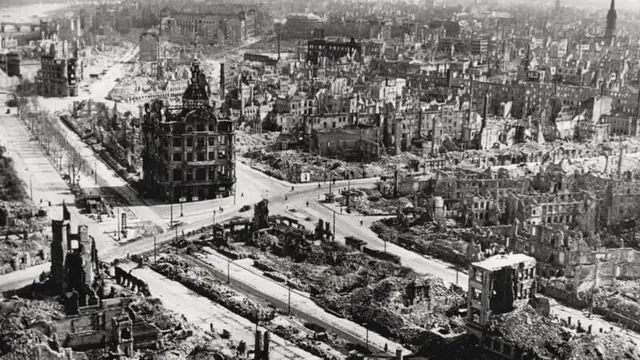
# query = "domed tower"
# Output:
<box><xmin>605</xmin><ymin>0</ymin><xmax>617</xmax><ymax>46</ymax></box>
<box><xmin>182</xmin><ymin>58</ymin><xmax>210</xmax><ymax>110</ymax></box>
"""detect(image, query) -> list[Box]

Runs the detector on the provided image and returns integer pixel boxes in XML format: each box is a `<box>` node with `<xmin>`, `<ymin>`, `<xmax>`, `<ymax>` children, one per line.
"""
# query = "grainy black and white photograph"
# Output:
<box><xmin>0</xmin><ymin>0</ymin><xmax>640</xmax><ymax>358</ymax></box>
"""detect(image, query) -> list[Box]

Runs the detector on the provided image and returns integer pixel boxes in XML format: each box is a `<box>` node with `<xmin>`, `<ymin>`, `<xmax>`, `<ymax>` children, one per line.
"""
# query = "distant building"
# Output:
<box><xmin>139</xmin><ymin>31</ymin><xmax>161</xmax><ymax>62</ymax></box>
<box><xmin>282</xmin><ymin>13</ymin><xmax>323</xmax><ymax>39</ymax></box>
<box><xmin>160</xmin><ymin>9</ymin><xmax>254</xmax><ymax>43</ymax></box>
<box><xmin>470</xmin><ymin>37</ymin><xmax>488</xmax><ymax>56</ymax></box>
<box><xmin>0</xmin><ymin>52</ymin><xmax>20</xmax><ymax>77</ymax></box>
<box><xmin>35</xmin><ymin>40</ymin><xmax>83</xmax><ymax>97</ymax></box>
<box><xmin>307</xmin><ymin>37</ymin><xmax>361</xmax><ymax>65</ymax></box>
<box><xmin>142</xmin><ymin>58</ymin><xmax>236</xmax><ymax>202</ymax></box>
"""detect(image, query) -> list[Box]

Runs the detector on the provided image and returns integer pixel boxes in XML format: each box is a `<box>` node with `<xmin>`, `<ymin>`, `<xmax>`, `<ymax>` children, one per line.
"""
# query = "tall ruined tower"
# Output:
<box><xmin>605</xmin><ymin>0</ymin><xmax>617</xmax><ymax>46</ymax></box>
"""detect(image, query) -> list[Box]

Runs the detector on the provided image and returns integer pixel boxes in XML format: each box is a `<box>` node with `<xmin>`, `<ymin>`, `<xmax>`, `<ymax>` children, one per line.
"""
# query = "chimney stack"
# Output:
<box><xmin>277</xmin><ymin>33</ymin><xmax>281</xmax><ymax>61</ymax></box>
<box><xmin>254</xmin><ymin>330</ymin><xmax>263</xmax><ymax>359</ymax></box>
<box><xmin>263</xmin><ymin>331</ymin><xmax>270</xmax><ymax>360</ymax></box>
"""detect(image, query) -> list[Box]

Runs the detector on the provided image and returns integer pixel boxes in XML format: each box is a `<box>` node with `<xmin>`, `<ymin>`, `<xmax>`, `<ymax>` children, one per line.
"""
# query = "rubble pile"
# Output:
<box><xmin>487</xmin><ymin>306</ymin><xmax>569</xmax><ymax>358</ymax></box>
<box><xmin>238</xmin><ymin>235</ymin><xmax>465</xmax><ymax>351</ymax></box>
<box><xmin>130</xmin><ymin>298</ymin><xmax>187</xmax><ymax>331</ymax></box>
<box><xmin>0</xmin><ymin>69</ymin><xmax>20</xmax><ymax>91</ymax></box>
<box><xmin>487</xmin><ymin>306</ymin><xmax>640</xmax><ymax>360</ymax></box>
<box><xmin>269</xmin><ymin>323</ymin><xmax>343</xmax><ymax>360</ymax></box>
<box><xmin>566</xmin><ymin>332</ymin><xmax>640</xmax><ymax>360</ymax></box>
<box><xmin>152</xmin><ymin>255</ymin><xmax>276</xmax><ymax>322</ymax></box>
<box><xmin>242</xmin><ymin>149</ymin><xmax>414</xmax><ymax>183</ymax></box>
<box><xmin>235</xmin><ymin>131</ymin><xmax>280</xmax><ymax>154</ymax></box>
<box><xmin>351</xmin><ymin>188</ymin><xmax>411</xmax><ymax>215</ymax></box>
<box><xmin>145</xmin><ymin>325</ymin><xmax>236</xmax><ymax>360</ymax></box>
<box><xmin>0</xmin><ymin>299</ymin><xmax>66</xmax><ymax>358</ymax></box>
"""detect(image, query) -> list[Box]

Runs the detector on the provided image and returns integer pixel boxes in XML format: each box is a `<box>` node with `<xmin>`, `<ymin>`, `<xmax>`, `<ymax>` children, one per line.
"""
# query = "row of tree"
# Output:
<box><xmin>17</xmin><ymin>97</ymin><xmax>91</xmax><ymax>190</ymax></box>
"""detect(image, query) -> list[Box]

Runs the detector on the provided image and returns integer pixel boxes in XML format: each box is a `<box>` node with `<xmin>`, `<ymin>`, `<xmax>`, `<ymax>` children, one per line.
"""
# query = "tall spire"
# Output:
<box><xmin>605</xmin><ymin>0</ymin><xmax>617</xmax><ymax>46</ymax></box>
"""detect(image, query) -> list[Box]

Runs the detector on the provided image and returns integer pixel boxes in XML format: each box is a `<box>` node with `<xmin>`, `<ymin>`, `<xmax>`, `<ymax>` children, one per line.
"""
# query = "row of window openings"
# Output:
<box><xmin>172</xmin><ymin>136</ymin><xmax>227</xmax><ymax>148</ymax></box>
<box><xmin>172</xmin><ymin>168</ymin><xmax>231</xmax><ymax>182</ymax></box>
<box><xmin>172</xmin><ymin>151</ymin><xmax>228</xmax><ymax>162</ymax></box>
<box><xmin>471</xmin><ymin>266</ymin><xmax>534</xmax><ymax>283</ymax></box>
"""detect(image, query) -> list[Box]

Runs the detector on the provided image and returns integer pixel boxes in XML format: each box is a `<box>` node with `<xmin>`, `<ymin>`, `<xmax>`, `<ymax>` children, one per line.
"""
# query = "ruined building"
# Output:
<box><xmin>35</xmin><ymin>40</ymin><xmax>83</xmax><ymax>97</ymax></box>
<box><xmin>142</xmin><ymin>57</ymin><xmax>236</xmax><ymax>201</ymax></box>
<box><xmin>0</xmin><ymin>52</ymin><xmax>21</xmax><ymax>77</ymax></box>
<box><xmin>466</xmin><ymin>254</ymin><xmax>537</xmax><ymax>355</ymax></box>
<box><xmin>50</xmin><ymin>202</ymin><xmax>99</xmax><ymax>307</ymax></box>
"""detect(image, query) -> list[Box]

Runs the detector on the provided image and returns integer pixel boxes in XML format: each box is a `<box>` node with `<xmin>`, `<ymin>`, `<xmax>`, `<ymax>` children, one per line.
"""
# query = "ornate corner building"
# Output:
<box><xmin>141</xmin><ymin>58</ymin><xmax>236</xmax><ymax>202</ymax></box>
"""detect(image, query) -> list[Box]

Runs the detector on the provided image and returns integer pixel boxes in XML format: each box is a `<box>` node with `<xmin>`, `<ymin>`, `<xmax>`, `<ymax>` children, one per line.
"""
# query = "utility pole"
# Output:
<box><xmin>364</xmin><ymin>323</ymin><xmax>369</xmax><ymax>351</ymax></box>
<box><xmin>175</xmin><ymin>224</ymin><xmax>178</xmax><ymax>249</ymax></box>
<box><xmin>170</xmin><ymin>188</ymin><xmax>174</xmax><ymax>227</ymax></box>
<box><xmin>329</xmin><ymin>172</ymin><xmax>333</xmax><ymax>194</ymax></box>
<box><xmin>117</xmin><ymin>207</ymin><xmax>121</xmax><ymax>242</ymax></box>
<box><xmin>288</xmin><ymin>284</ymin><xmax>292</xmax><ymax>315</ymax></box>
<box><xmin>154</xmin><ymin>235</ymin><xmax>157</xmax><ymax>263</ymax></box>
<box><xmin>29</xmin><ymin>175</ymin><xmax>33</xmax><ymax>200</ymax></box>
<box><xmin>346</xmin><ymin>171</ymin><xmax>351</xmax><ymax>209</ymax></box>
<box><xmin>333</xmin><ymin>210</ymin><xmax>336</xmax><ymax>241</ymax></box>
<box><xmin>94</xmin><ymin>160</ymin><xmax>97</xmax><ymax>185</ymax></box>
<box><xmin>227</xmin><ymin>259</ymin><xmax>231</xmax><ymax>284</ymax></box>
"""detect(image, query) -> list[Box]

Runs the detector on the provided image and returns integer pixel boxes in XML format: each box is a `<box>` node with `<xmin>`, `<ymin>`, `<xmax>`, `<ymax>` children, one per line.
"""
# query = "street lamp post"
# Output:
<box><xmin>364</xmin><ymin>322</ymin><xmax>369</xmax><ymax>352</ymax></box>
<box><xmin>227</xmin><ymin>259</ymin><xmax>231</xmax><ymax>284</ymax></box>
<box><xmin>117</xmin><ymin>207</ymin><xmax>121</xmax><ymax>242</ymax></box>
<box><xmin>323</xmin><ymin>161</ymin><xmax>327</xmax><ymax>184</ymax></box>
<box><xmin>170</xmin><ymin>186</ymin><xmax>174</xmax><ymax>227</ymax></box>
<box><xmin>180</xmin><ymin>197</ymin><xmax>184</xmax><ymax>217</ymax></box>
<box><xmin>29</xmin><ymin>175</ymin><xmax>33</xmax><ymax>201</ymax></box>
<box><xmin>287</xmin><ymin>284</ymin><xmax>292</xmax><ymax>315</ymax></box>
<box><xmin>346</xmin><ymin>171</ymin><xmax>351</xmax><ymax>209</ymax></box>
<box><xmin>94</xmin><ymin>160</ymin><xmax>97</xmax><ymax>185</ymax></box>
<box><xmin>175</xmin><ymin>223</ymin><xmax>179</xmax><ymax>249</ymax></box>
<box><xmin>332</xmin><ymin>209</ymin><xmax>336</xmax><ymax>241</ymax></box>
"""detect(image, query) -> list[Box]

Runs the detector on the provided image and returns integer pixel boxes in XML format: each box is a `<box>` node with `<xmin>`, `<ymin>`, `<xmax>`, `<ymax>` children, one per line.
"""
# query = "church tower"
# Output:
<box><xmin>605</xmin><ymin>0</ymin><xmax>617</xmax><ymax>46</ymax></box>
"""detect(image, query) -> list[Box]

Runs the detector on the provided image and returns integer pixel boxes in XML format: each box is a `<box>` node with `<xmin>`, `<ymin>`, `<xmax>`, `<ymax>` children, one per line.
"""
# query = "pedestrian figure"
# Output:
<box><xmin>360</xmin><ymin>218</ymin><xmax>364</xmax><ymax>226</ymax></box>
<box><xmin>318</xmin><ymin>183</ymin><xmax>321</xmax><ymax>188</ymax></box>
<box><xmin>241</xmin><ymin>193</ymin><xmax>244</xmax><ymax>197</ymax></box>
<box><xmin>306</xmin><ymin>201</ymin><xmax>309</xmax><ymax>207</ymax></box>
<box><xmin>384</xmin><ymin>343</ymin><xmax>388</xmax><ymax>352</ymax></box>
